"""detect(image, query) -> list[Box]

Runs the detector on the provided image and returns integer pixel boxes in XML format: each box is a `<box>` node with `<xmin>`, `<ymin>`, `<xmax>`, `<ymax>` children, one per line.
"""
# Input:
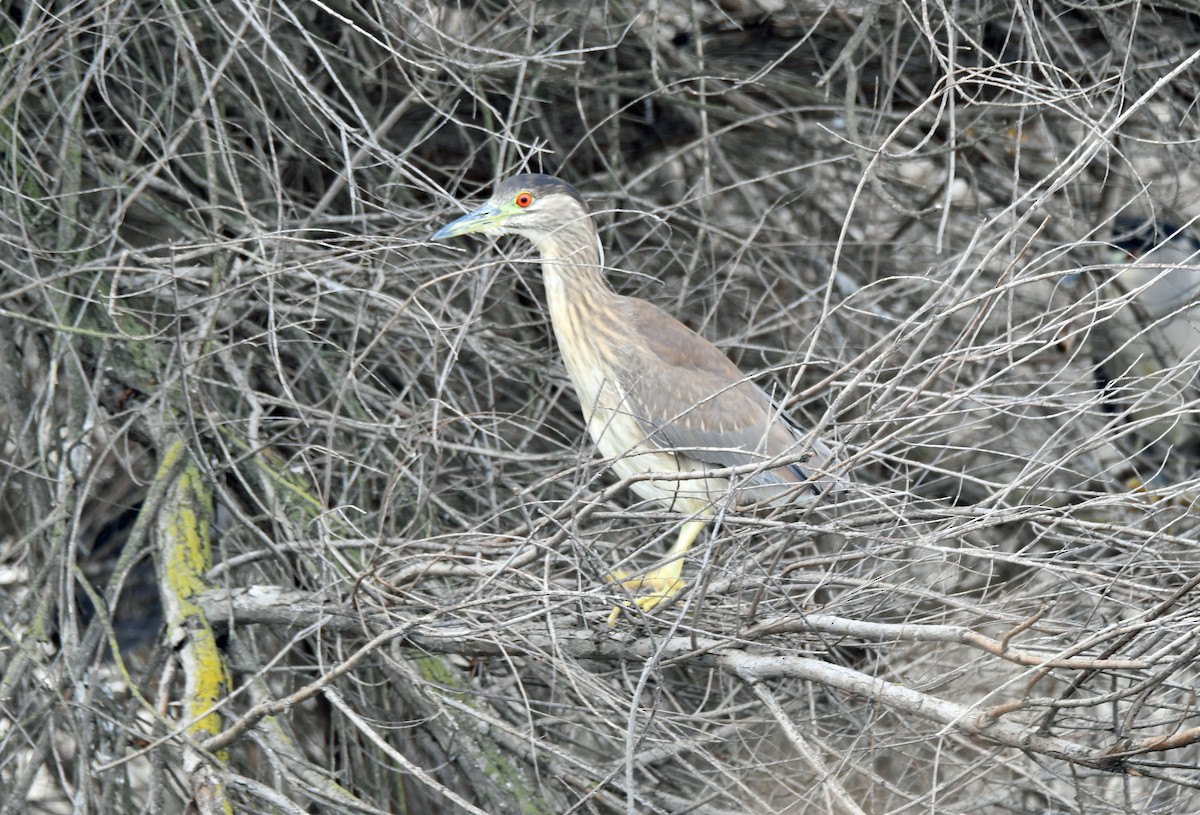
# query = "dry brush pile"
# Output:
<box><xmin>3</xmin><ymin>1</ymin><xmax>1200</xmax><ymax>813</ymax></box>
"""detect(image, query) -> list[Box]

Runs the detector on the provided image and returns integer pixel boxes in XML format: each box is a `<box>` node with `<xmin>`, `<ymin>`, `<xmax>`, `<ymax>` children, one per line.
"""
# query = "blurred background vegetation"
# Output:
<box><xmin>3</xmin><ymin>0</ymin><xmax>1200</xmax><ymax>812</ymax></box>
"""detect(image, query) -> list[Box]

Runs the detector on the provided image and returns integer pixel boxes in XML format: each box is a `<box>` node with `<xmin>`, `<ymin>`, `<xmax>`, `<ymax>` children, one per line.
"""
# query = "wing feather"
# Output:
<box><xmin>611</xmin><ymin>297</ymin><xmax>837</xmax><ymax>492</ymax></box>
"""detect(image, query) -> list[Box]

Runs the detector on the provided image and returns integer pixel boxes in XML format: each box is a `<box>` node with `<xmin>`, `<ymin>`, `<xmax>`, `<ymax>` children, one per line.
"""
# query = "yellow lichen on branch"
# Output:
<box><xmin>154</xmin><ymin>440</ymin><xmax>232</xmax><ymax>814</ymax></box>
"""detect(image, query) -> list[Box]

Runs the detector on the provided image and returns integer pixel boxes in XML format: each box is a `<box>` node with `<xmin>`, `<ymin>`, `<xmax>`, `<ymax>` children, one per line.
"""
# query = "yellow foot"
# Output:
<box><xmin>1122</xmin><ymin>475</ymin><xmax>1190</xmax><ymax>504</ymax></box>
<box><xmin>605</xmin><ymin>568</ymin><xmax>686</xmax><ymax>625</ymax></box>
<box><xmin>1124</xmin><ymin>475</ymin><xmax>1147</xmax><ymax>493</ymax></box>
<box><xmin>605</xmin><ymin>520</ymin><xmax>705</xmax><ymax>625</ymax></box>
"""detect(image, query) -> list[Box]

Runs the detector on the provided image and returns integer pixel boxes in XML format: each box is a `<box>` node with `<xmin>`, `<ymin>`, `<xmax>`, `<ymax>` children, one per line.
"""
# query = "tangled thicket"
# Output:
<box><xmin>3</xmin><ymin>1</ymin><xmax>1200</xmax><ymax>813</ymax></box>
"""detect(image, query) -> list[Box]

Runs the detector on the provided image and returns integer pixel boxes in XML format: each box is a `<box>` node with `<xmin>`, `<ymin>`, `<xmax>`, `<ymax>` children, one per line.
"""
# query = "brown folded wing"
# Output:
<box><xmin>612</xmin><ymin>297</ymin><xmax>834</xmax><ymax>492</ymax></box>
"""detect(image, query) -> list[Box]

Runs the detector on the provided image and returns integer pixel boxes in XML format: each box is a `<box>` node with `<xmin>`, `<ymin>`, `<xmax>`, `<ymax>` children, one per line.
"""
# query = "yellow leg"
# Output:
<box><xmin>607</xmin><ymin>519</ymin><xmax>707</xmax><ymax>625</ymax></box>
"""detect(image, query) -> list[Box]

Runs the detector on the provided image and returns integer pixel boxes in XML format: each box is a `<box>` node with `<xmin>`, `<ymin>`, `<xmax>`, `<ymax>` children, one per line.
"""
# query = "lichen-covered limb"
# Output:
<box><xmin>154</xmin><ymin>440</ymin><xmax>232</xmax><ymax>815</ymax></box>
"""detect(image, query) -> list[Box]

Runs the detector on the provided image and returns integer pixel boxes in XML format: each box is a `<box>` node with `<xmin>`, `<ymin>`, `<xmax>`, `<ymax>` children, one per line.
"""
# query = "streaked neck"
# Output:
<box><xmin>536</xmin><ymin>223</ymin><xmax>613</xmax><ymax>312</ymax></box>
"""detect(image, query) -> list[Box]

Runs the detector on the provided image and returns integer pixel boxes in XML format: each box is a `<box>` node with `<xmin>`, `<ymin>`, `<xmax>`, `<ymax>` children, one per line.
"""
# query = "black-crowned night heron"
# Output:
<box><xmin>432</xmin><ymin>174</ymin><xmax>840</xmax><ymax>622</ymax></box>
<box><xmin>1087</xmin><ymin>217</ymin><xmax>1200</xmax><ymax>482</ymax></box>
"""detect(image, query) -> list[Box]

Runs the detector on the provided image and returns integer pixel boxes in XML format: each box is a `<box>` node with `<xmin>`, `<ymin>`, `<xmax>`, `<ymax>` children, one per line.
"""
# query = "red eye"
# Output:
<box><xmin>515</xmin><ymin>192</ymin><xmax>534</xmax><ymax>208</ymax></box>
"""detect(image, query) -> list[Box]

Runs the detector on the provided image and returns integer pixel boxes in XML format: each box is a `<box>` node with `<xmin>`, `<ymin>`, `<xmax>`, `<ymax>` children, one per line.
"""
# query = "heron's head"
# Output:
<box><xmin>431</xmin><ymin>174</ymin><xmax>591</xmax><ymax>249</ymax></box>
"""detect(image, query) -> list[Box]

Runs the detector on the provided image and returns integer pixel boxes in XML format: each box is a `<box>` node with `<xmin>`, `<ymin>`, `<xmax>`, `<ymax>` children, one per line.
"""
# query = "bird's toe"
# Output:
<box><xmin>605</xmin><ymin>568</ymin><xmax>686</xmax><ymax>625</ymax></box>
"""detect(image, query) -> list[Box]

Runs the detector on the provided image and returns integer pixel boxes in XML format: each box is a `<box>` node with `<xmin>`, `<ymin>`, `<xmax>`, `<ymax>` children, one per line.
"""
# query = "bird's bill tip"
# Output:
<box><xmin>430</xmin><ymin>204</ymin><xmax>505</xmax><ymax>241</ymax></box>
